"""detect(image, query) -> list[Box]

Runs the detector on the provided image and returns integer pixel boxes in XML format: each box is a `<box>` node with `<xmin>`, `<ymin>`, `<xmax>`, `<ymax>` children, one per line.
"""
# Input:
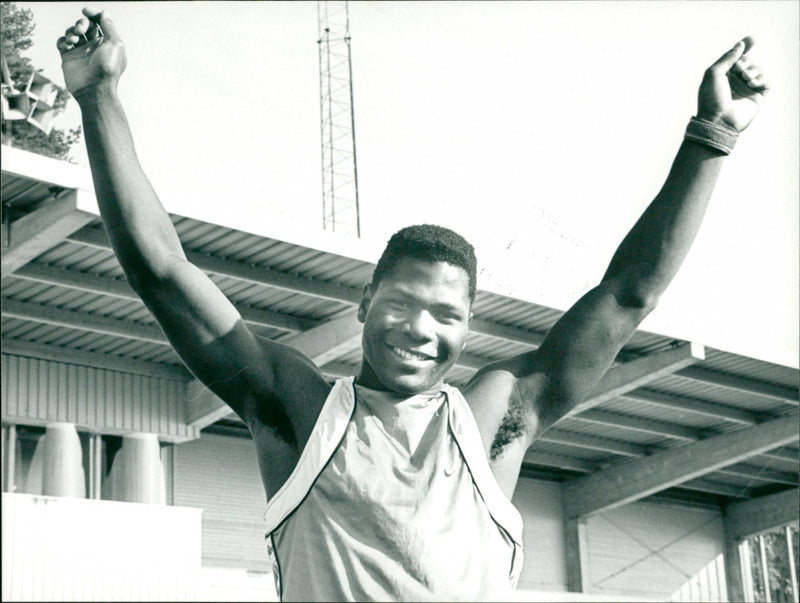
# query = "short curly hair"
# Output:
<box><xmin>372</xmin><ymin>224</ymin><xmax>478</xmax><ymax>302</ymax></box>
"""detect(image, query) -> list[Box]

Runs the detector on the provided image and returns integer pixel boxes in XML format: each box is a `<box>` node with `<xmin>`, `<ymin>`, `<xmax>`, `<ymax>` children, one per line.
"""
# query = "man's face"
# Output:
<box><xmin>357</xmin><ymin>258</ymin><xmax>472</xmax><ymax>395</ymax></box>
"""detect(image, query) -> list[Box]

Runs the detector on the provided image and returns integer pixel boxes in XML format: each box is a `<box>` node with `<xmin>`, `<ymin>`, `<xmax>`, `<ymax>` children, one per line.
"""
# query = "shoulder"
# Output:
<box><xmin>244</xmin><ymin>336</ymin><xmax>334</xmax><ymax>445</ymax></box>
<box><xmin>461</xmin><ymin>366</ymin><xmax>546</xmax><ymax>461</ymax></box>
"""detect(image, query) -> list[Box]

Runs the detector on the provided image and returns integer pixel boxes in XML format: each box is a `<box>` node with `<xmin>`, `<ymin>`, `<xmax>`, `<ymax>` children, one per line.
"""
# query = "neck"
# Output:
<box><xmin>355</xmin><ymin>359</ymin><xmax>444</xmax><ymax>396</ymax></box>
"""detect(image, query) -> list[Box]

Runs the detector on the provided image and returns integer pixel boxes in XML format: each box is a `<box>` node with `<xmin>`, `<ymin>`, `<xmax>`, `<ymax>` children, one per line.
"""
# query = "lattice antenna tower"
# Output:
<box><xmin>318</xmin><ymin>1</ymin><xmax>361</xmax><ymax>237</ymax></box>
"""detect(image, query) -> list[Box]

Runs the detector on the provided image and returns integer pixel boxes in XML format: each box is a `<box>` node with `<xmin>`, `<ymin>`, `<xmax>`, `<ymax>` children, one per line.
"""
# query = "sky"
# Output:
<box><xmin>18</xmin><ymin>1</ymin><xmax>800</xmax><ymax>368</ymax></box>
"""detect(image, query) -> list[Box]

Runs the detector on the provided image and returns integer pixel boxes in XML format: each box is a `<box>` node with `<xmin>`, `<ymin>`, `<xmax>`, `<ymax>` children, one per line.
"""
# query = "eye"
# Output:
<box><xmin>433</xmin><ymin>310</ymin><xmax>463</xmax><ymax>324</ymax></box>
<box><xmin>386</xmin><ymin>299</ymin><xmax>410</xmax><ymax>312</ymax></box>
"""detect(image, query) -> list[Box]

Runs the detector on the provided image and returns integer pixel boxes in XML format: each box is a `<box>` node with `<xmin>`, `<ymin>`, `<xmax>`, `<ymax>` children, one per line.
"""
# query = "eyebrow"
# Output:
<box><xmin>384</xmin><ymin>289</ymin><xmax>468</xmax><ymax>316</ymax></box>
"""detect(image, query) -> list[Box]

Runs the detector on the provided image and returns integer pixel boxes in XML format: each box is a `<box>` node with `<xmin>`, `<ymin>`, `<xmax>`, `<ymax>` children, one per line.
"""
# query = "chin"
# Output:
<box><xmin>382</xmin><ymin>372</ymin><xmax>443</xmax><ymax>395</ymax></box>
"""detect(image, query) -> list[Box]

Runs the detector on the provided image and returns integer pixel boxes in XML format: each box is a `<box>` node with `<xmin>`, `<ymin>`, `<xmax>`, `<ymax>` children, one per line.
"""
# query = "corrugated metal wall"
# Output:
<box><xmin>513</xmin><ymin>478</ymin><xmax>568</xmax><ymax>591</ymax></box>
<box><xmin>172</xmin><ymin>432</ymin><xmax>270</xmax><ymax>571</ymax></box>
<box><xmin>1</xmin><ymin>354</ymin><xmax>197</xmax><ymax>441</ymax></box>
<box><xmin>511</xmin><ymin>478</ymin><xmax>724</xmax><ymax>599</ymax></box>
<box><xmin>586</xmin><ymin>502</ymin><xmax>724</xmax><ymax>600</ymax></box>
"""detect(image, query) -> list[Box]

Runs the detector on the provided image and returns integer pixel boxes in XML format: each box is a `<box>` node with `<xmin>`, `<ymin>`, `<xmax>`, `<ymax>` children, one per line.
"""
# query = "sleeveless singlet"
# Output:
<box><xmin>263</xmin><ymin>377</ymin><xmax>523</xmax><ymax>601</ymax></box>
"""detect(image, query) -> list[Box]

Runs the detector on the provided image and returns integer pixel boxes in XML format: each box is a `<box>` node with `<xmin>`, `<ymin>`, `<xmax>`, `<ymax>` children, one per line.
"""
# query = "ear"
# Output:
<box><xmin>461</xmin><ymin>311</ymin><xmax>474</xmax><ymax>352</ymax></box>
<box><xmin>357</xmin><ymin>283</ymin><xmax>373</xmax><ymax>323</ymax></box>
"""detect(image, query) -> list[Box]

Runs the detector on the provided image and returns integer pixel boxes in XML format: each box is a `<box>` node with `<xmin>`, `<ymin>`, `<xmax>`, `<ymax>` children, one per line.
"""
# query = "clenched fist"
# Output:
<box><xmin>57</xmin><ymin>7</ymin><xmax>126</xmax><ymax>100</ymax></box>
<box><xmin>697</xmin><ymin>37</ymin><xmax>769</xmax><ymax>133</ymax></box>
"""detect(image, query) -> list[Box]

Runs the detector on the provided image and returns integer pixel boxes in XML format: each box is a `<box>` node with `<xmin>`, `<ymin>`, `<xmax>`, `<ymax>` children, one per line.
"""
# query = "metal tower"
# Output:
<box><xmin>318</xmin><ymin>1</ymin><xmax>361</xmax><ymax>237</ymax></box>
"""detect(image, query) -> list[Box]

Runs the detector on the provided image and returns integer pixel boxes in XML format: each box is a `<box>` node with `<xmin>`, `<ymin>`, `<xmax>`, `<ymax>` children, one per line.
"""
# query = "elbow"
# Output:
<box><xmin>615</xmin><ymin>286</ymin><xmax>660</xmax><ymax>315</ymax></box>
<box><xmin>120</xmin><ymin>252</ymin><xmax>184</xmax><ymax>297</ymax></box>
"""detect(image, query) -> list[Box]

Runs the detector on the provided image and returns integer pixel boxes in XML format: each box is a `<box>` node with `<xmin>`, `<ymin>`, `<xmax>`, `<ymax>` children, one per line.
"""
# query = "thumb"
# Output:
<box><xmin>82</xmin><ymin>6</ymin><xmax>121</xmax><ymax>42</ymax></box>
<box><xmin>709</xmin><ymin>39</ymin><xmax>748</xmax><ymax>73</ymax></box>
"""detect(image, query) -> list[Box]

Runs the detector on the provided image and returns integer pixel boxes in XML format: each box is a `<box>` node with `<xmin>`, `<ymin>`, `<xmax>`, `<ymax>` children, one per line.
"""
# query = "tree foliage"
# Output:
<box><xmin>748</xmin><ymin>525</ymin><xmax>799</xmax><ymax>603</ymax></box>
<box><xmin>1</xmin><ymin>2</ymin><xmax>80</xmax><ymax>160</ymax></box>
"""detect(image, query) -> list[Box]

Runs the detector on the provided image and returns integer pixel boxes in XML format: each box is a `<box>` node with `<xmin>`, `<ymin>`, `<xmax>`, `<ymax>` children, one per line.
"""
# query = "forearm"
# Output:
<box><xmin>77</xmin><ymin>85</ymin><xmax>186</xmax><ymax>291</ymax></box>
<box><xmin>602</xmin><ymin>138</ymin><xmax>725</xmax><ymax>308</ymax></box>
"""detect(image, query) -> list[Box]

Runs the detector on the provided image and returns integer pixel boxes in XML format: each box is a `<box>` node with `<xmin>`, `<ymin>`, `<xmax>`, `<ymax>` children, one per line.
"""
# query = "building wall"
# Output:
<box><xmin>169</xmin><ymin>432</ymin><xmax>725</xmax><ymax>598</ymax></box>
<box><xmin>1</xmin><ymin>353</ymin><xmax>194</xmax><ymax>441</ymax></box>
<box><xmin>585</xmin><ymin>502</ymin><xmax>724</xmax><ymax>600</ymax></box>
<box><xmin>513</xmin><ymin>477</ymin><xmax>568</xmax><ymax>591</ymax></box>
<box><xmin>172</xmin><ymin>432</ymin><xmax>270</xmax><ymax>572</ymax></box>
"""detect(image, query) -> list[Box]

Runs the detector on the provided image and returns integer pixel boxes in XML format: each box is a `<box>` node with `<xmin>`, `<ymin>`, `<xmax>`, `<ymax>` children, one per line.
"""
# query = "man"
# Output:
<box><xmin>58</xmin><ymin>7</ymin><xmax>768</xmax><ymax>601</ymax></box>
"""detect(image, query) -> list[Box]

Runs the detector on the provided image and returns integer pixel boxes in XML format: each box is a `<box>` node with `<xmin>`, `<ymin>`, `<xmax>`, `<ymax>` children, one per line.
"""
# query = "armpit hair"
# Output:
<box><xmin>488</xmin><ymin>390</ymin><xmax>530</xmax><ymax>462</ymax></box>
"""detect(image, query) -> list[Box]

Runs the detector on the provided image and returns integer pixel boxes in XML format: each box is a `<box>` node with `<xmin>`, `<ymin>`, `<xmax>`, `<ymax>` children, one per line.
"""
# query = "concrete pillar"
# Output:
<box><xmin>40</xmin><ymin>423</ymin><xmax>86</xmax><ymax>498</ymax></box>
<box><xmin>104</xmin><ymin>433</ymin><xmax>166</xmax><ymax>504</ymax></box>
<box><xmin>723</xmin><ymin>521</ymin><xmax>746</xmax><ymax>603</ymax></box>
<box><xmin>1</xmin><ymin>424</ymin><xmax>15</xmax><ymax>492</ymax></box>
<box><xmin>565</xmin><ymin>516</ymin><xmax>591</xmax><ymax>593</ymax></box>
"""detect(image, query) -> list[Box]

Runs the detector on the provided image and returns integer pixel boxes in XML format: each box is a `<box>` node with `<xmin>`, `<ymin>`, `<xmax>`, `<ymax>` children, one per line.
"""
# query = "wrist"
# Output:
<box><xmin>73</xmin><ymin>82</ymin><xmax>121</xmax><ymax>109</ymax></box>
<box><xmin>684</xmin><ymin>115</ymin><xmax>738</xmax><ymax>155</ymax></box>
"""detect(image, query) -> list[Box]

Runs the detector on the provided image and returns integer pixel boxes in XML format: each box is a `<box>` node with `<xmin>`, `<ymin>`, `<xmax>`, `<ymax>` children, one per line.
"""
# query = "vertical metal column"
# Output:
<box><xmin>787</xmin><ymin>526</ymin><xmax>799</xmax><ymax>603</ymax></box>
<box><xmin>318</xmin><ymin>0</ymin><xmax>361</xmax><ymax>237</ymax></box>
<box><xmin>741</xmin><ymin>539</ymin><xmax>756</xmax><ymax>603</ymax></box>
<box><xmin>2</xmin><ymin>424</ymin><xmax>16</xmax><ymax>492</ymax></box>
<box><xmin>759</xmin><ymin>534</ymin><xmax>772</xmax><ymax>602</ymax></box>
<box><xmin>88</xmin><ymin>433</ymin><xmax>102</xmax><ymax>499</ymax></box>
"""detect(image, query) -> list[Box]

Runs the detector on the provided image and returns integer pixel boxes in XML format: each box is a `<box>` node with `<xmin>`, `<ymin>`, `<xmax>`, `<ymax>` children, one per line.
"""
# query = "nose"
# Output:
<box><xmin>403</xmin><ymin>309</ymin><xmax>435</xmax><ymax>341</ymax></box>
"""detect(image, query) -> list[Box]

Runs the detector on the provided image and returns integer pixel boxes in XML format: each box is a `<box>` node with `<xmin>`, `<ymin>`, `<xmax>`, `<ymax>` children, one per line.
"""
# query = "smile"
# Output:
<box><xmin>389</xmin><ymin>345</ymin><xmax>436</xmax><ymax>362</ymax></box>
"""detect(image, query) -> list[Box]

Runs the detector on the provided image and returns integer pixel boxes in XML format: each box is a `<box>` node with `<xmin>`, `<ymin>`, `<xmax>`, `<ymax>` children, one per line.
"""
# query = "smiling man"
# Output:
<box><xmin>57</xmin><ymin>7</ymin><xmax>769</xmax><ymax>602</ymax></box>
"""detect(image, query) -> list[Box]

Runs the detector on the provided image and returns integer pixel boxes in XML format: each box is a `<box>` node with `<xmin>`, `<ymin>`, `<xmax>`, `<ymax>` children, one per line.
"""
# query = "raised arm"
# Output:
<box><xmin>57</xmin><ymin>10</ymin><xmax>331</xmax><ymax>457</ymax></box>
<box><xmin>466</xmin><ymin>38</ymin><xmax>769</xmax><ymax>485</ymax></box>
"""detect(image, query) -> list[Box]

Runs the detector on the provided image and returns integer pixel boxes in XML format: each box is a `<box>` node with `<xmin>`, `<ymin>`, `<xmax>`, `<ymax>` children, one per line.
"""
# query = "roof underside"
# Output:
<box><xmin>2</xmin><ymin>164</ymin><xmax>798</xmax><ymax>512</ymax></box>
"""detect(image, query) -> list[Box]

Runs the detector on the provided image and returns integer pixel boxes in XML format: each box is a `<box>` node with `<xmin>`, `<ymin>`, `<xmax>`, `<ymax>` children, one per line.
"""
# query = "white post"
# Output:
<box><xmin>93</xmin><ymin>433</ymin><xmax>103</xmax><ymax>499</ymax></box>
<box><xmin>758</xmin><ymin>534</ymin><xmax>772</xmax><ymax>603</ymax></box>
<box><xmin>741</xmin><ymin>539</ymin><xmax>755</xmax><ymax>603</ymax></box>
<box><xmin>2</xmin><ymin>424</ymin><xmax>16</xmax><ymax>492</ymax></box>
<box><xmin>786</xmin><ymin>526</ymin><xmax>798</xmax><ymax>603</ymax></box>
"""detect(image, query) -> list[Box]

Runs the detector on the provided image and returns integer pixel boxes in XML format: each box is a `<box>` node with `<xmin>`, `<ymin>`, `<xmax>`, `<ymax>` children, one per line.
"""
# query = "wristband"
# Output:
<box><xmin>684</xmin><ymin>116</ymin><xmax>738</xmax><ymax>155</ymax></box>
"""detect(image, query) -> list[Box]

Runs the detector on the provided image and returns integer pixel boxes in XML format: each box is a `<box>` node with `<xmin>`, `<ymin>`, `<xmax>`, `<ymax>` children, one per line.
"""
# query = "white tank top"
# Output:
<box><xmin>263</xmin><ymin>377</ymin><xmax>523</xmax><ymax>601</ymax></box>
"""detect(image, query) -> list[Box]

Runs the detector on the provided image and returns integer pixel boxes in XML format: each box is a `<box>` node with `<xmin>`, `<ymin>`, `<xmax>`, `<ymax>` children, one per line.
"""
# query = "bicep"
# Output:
<box><xmin>518</xmin><ymin>280</ymin><xmax>652</xmax><ymax>430</ymax></box>
<box><xmin>473</xmin><ymin>280</ymin><xmax>650</xmax><ymax>437</ymax></box>
<box><xmin>136</xmin><ymin>261</ymin><xmax>329</xmax><ymax>435</ymax></box>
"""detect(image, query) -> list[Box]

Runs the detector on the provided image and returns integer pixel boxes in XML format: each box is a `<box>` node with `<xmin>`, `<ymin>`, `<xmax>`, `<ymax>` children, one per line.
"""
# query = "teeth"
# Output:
<box><xmin>391</xmin><ymin>346</ymin><xmax>432</xmax><ymax>361</ymax></box>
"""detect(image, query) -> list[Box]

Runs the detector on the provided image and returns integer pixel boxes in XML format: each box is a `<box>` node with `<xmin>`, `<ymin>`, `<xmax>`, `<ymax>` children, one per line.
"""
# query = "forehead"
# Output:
<box><xmin>376</xmin><ymin>258</ymin><xmax>471</xmax><ymax>305</ymax></box>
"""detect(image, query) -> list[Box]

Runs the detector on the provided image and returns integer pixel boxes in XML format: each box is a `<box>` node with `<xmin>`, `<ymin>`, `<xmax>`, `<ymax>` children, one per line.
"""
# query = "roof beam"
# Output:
<box><xmin>573</xmin><ymin>409</ymin><xmax>704</xmax><ymax>442</ymax></box>
<box><xmin>64</xmin><ymin>227</ymin><xmax>551</xmax><ymax>348</ymax></box>
<box><xmin>622</xmin><ymin>389</ymin><xmax>758</xmax><ymax>425</ymax></box>
<box><xmin>468</xmin><ymin>317</ymin><xmax>545</xmax><ymax>347</ymax></box>
<box><xmin>680</xmin><ymin>478</ymin><xmax>752</xmax><ymax>499</ymax></box>
<box><xmin>275</xmin><ymin>310</ymin><xmax>362</xmax><ymax>366</ymax></box>
<box><xmin>523</xmin><ymin>450</ymin><xmax>597</xmax><ymax>473</ymax></box>
<box><xmin>562</xmin><ymin>413</ymin><xmax>799</xmax><ymax>518</ymax></box>
<box><xmin>2</xmin><ymin>145</ymin><xmax>95</xmax><ymax>192</ymax></box>
<box><xmin>0</xmin><ymin>338</ymin><xmax>190</xmax><ymax>380</ymax></box>
<box><xmin>66</xmin><ymin>227</ymin><xmax>362</xmax><ymax>304</ymax></box>
<box><xmin>724</xmin><ymin>488</ymin><xmax>799</xmax><ymax>539</ymax></box>
<box><xmin>715</xmin><ymin>465</ymin><xmax>799</xmax><ymax>486</ymax></box>
<box><xmin>1</xmin><ymin>190</ymin><xmax>95</xmax><ymax>277</ymax></box>
<box><xmin>564</xmin><ymin>342</ymin><xmax>705</xmax><ymax>419</ymax></box>
<box><xmin>187</xmin><ymin>312</ymin><xmax>364</xmax><ymax>428</ymax></box>
<box><xmin>677</xmin><ymin>365</ymin><xmax>799</xmax><ymax>406</ymax></box>
<box><xmin>762</xmin><ymin>448</ymin><xmax>800</xmax><ymax>465</ymax></box>
<box><xmin>8</xmin><ymin>262</ymin><xmax>310</xmax><ymax>333</ymax></box>
<box><xmin>2</xmin><ymin>299</ymin><xmax>168</xmax><ymax>344</ymax></box>
<box><xmin>539</xmin><ymin>430</ymin><xmax>646</xmax><ymax>457</ymax></box>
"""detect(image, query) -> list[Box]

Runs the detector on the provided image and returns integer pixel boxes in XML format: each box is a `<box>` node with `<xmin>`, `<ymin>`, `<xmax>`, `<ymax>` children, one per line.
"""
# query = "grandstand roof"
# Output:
<box><xmin>2</xmin><ymin>145</ymin><xmax>798</xmax><ymax>513</ymax></box>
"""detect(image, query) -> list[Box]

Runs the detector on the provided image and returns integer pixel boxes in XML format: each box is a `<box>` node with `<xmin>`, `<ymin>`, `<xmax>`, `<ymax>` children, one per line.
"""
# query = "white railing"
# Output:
<box><xmin>2</xmin><ymin>493</ymin><xmax>202</xmax><ymax>601</ymax></box>
<box><xmin>669</xmin><ymin>553</ymin><xmax>728</xmax><ymax>602</ymax></box>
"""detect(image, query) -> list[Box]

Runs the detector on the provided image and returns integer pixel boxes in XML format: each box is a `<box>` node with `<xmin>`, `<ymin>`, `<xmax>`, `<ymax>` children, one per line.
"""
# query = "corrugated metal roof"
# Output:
<box><xmin>2</xmin><ymin>161</ymin><xmax>798</xmax><ymax>511</ymax></box>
